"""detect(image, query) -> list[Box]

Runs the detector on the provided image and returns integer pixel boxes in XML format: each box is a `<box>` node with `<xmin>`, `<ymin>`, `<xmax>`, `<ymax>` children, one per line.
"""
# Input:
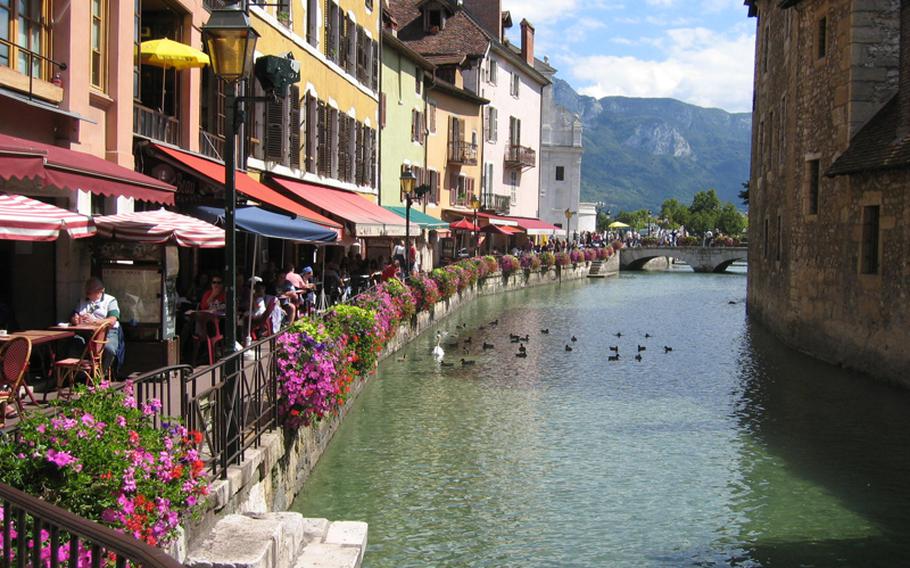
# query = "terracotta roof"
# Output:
<box><xmin>827</xmin><ymin>96</ymin><xmax>910</xmax><ymax>176</ymax></box>
<box><xmin>382</xmin><ymin>29</ymin><xmax>437</xmax><ymax>70</ymax></box>
<box><xmin>393</xmin><ymin>3</ymin><xmax>490</xmax><ymax>59</ymax></box>
<box><xmin>424</xmin><ymin>54</ymin><xmax>465</xmax><ymax>66</ymax></box>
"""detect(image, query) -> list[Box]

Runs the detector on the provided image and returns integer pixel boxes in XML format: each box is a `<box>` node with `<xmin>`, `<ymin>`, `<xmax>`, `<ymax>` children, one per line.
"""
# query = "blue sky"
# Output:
<box><xmin>502</xmin><ymin>0</ymin><xmax>756</xmax><ymax>113</ymax></box>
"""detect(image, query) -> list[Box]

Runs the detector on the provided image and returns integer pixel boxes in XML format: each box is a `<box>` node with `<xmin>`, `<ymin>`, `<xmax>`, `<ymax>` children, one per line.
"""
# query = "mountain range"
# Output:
<box><xmin>551</xmin><ymin>78</ymin><xmax>752</xmax><ymax>213</ymax></box>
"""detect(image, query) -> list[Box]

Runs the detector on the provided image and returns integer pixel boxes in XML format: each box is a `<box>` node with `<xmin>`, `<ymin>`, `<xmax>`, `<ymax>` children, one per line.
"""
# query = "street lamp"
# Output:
<box><xmin>400</xmin><ymin>168</ymin><xmax>417</xmax><ymax>277</ymax></box>
<box><xmin>470</xmin><ymin>194</ymin><xmax>481</xmax><ymax>256</ymax></box>
<box><xmin>202</xmin><ymin>3</ymin><xmax>259</xmax><ymax>357</ymax></box>
<box><xmin>564</xmin><ymin>208</ymin><xmax>575</xmax><ymax>242</ymax></box>
<box><xmin>202</xmin><ymin>3</ymin><xmax>258</xmax><ymax>468</ymax></box>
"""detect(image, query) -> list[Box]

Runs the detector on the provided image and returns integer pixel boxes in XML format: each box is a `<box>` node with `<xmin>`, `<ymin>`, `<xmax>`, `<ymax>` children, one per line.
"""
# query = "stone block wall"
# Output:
<box><xmin>180</xmin><ymin>262</ymin><xmax>604</xmax><ymax>556</ymax></box>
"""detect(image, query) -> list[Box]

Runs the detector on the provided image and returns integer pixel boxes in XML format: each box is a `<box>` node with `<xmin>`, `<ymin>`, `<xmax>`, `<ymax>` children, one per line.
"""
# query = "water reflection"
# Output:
<box><xmin>292</xmin><ymin>271</ymin><xmax>910</xmax><ymax>567</ymax></box>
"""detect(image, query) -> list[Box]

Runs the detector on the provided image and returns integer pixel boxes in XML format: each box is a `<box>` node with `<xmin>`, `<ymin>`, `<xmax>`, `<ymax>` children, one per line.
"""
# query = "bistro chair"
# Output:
<box><xmin>191</xmin><ymin>312</ymin><xmax>224</xmax><ymax>366</ymax></box>
<box><xmin>0</xmin><ymin>336</ymin><xmax>33</xmax><ymax>427</ymax></box>
<box><xmin>250</xmin><ymin>296</ymin><xmax>280</xmax><ymax>341</ymax></box>
<box><xmin>52</xmin><ymin>322</ymin><xmax>111</xmax><ymax>401</ymax></box>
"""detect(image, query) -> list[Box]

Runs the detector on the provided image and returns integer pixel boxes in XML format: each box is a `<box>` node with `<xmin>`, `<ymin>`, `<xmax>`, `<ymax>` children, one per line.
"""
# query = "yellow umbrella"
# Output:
<box><xmin>139</xmin><ymin>38</ymin><xmax>210</xmax><ymax>111</ymax></box>
<box><xmin>608</xmin><ymin>221</ymin><xmax>630</xmax><ymax>229</ymax></box>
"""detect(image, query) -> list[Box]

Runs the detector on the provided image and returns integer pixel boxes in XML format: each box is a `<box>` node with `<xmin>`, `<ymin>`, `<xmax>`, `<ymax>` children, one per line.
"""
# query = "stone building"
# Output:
<box><xmin>745</xmin><ymin>0</ymin><xmax>909</xmax><ymax>384</ymax></box>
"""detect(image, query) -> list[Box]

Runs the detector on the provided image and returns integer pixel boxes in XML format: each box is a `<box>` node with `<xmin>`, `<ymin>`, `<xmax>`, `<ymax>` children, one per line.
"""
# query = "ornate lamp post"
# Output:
<box><xmin>400</xmin><ymin>168</ymin><xmax>417</xmax><ymax>277</ymax></box>
<box><xmin>202</xmin><ymin>3</ymin><xmax>259</xmax><ymax>356</ymax></box>
<box><xmin>564</xmin><ymin>208</ymin><xmax>575</xmax><ymax>242</ymax></box>
<box><xmin>202</xmin><ymin>3</ymin><xmax>258</xmax><ymax>468</ymax></box>
<box><xmin>470</xmin><ymin>194</ymin><xmax>481</xmax><ymax>256</ymax></box>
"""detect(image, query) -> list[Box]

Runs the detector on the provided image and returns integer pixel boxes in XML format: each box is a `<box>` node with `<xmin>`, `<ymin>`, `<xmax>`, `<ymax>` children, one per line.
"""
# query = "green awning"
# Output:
<box><xmin>384</xmin><ymin>206</ymin><xmax>449</xmax><ymax>230</ymax></box>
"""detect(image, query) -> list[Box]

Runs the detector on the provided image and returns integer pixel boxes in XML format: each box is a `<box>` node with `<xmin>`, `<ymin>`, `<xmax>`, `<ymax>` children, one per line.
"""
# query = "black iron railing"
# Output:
<box><xmin>0</xmin><ymin>482</ymin><xmax>183</xmax><ymax>568</ymax></box>
<box><xmin>0</xmin><ymin>38</ymin><xmax>67</xmax><ymax>101</ymax></box>
<box><xmin>505</xmin><ymin>144</ymin><xmax>536</xmax><ymax>169</ymax></box>
<box><xmin>448</xmin><ymin>141</ymin><xmax>478</xmax><ymax>165</ymax></box>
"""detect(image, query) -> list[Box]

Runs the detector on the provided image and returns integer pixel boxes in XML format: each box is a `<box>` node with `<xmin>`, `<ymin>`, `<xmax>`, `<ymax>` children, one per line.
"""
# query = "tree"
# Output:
<box><xmin>596</xmin><ymin>211</ymin><xmax>612</xmax><ymax>232</ymax></box>
<box><xmin>616</xmin><ymin>209</ymin><xmax>651</xmax><ymax>230</ymax></box>
<box><xmin>660</xmin><ymin>198</ymin><xmax>689</xmax><ymax>228</ymax></box>
<box><xmin>716</xmin><ymin>203</ymin><xmax>746</xmax><ymax>235</ymax></box>
<box><xmin>738</xmin><ymin>181</ymin><xmax>749</xmax><ymax>206</ymax></box>
<box><xmin>690</xmin><ymin>189</ymin><xmax>721</xmax><ymax>215</ymax></box>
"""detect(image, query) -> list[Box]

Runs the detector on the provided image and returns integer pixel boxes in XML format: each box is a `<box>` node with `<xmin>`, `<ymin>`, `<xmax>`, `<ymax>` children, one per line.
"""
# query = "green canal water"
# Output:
<box><xmin>291</xmin><ymin>269</ymin><xmax>910</xmax><ymax>567</ymax></box>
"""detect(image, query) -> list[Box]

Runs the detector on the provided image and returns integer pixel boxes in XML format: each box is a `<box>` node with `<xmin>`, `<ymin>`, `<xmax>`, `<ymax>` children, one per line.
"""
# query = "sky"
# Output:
<box><xmin>501</xmin><ymin>0</ymin><xmax>756</xmax><ymax>113</ymax></box>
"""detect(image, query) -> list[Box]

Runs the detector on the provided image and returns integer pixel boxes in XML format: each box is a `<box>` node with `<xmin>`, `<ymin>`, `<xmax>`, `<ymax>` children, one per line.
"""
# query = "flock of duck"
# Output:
<box><xmin>427</xmin><ymin>320</ymin><xmax>674</xmax><ymax>367</ymax></box>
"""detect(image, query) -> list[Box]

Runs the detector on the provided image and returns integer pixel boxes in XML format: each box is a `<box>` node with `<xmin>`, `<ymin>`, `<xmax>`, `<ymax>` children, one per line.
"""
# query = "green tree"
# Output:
<box><xmin>690</xmin><ymin>188</ymin><xmax>721</xmax><ymax>215</ymax></box>
<box><xmin>616</xmin><ymin>209</ymin><xmax>651</xmax><ymax>230</ymax></box>
<box><xmin>660</xmin><ymin>198</ymin><xmax>689</xmax><ymax>228</ymax></box>
<box><xmin>716</xmin><ymin>203</ymin><xmax>746</xmax><ymax>235</ymax></box>
<box><xmin>596</xmin><ymin>211</ymin><xmax>612</xmax><ymax>232</ymax></box>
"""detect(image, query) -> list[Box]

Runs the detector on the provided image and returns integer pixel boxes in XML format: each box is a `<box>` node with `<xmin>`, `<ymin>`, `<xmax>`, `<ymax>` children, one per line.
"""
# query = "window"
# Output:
<box><xmin>509</xmin><ymin>116</ymin><xmax>521</xmax><ymax>145</ymax></box>
<box><xmin>428</xmin><ymin>102</ymin><xmax>437</xmax><ymax>133</ymax></box>
<box><xmin>808</xmin><ymin>159</ymin><xmax>820</xmax><ymax>214</ymax></box>
<box><xmin>817</xmin><ymin>16</ymin><xmax>827</xmax><ymax>59</ymax></box>
<box><xmin>324</xmin><ymin>1</ymin><xmax>340</xmax><ymax>63</ymax></box>
<box><xmin>263</xmin><ymin>85</ymin><xmax>302</xmax><ymax>169</ymax></box>
<box><xmin>411</xmin><ymin>109</ymin><xmax>425</xmax><ymax>143</ymax></box>
<box><xmin>510</xmin><ymin>171</ymin><xmax>518</xmax><ymax>205</ymax></box>
<box><xmin>555</xmin><ymin>166</ymin><xmax>565</xmax><ymax>181</ymax></box>
<box><xmin>860</xmin><ymin>205</ymin><xmax>880</xmax><ymax>274</ymax></box>
<box><xmin>510</xmin><ymin>72</ymin><xmax>520</xmax><ymax>97</ymax></box>
<box><xmin>427</xmin><ymin>170</ymin><xmax>440</xmax><ymax>203</ymax></box>
<box><xmin>365</xmin><ymin>0</ymin><xmax>372</xmax><ymax>11</ymax></box>
<box><xmin>484</xmin><ymin>107</ymin><xmax>498</xmax><ymax>142</ymax></box>
<box><xmin>426</xmin><ymin>9</ymin><xmax>442</xmax><ymax>32</ymax></box>
<box><xmin>1</xmin><ymin>0</ymin><xmax>51</xmax><ymax>79</ymax></box>
<box><xmin>90</xmin><ymin>0</ymin><xmax>106</xmax><ymax>89</ymax></box>
<box><xmin>487</xmin><ymin>58</ymin><xmax>497</xmax><ymax>85</ymax></box>
<box><xmin>758</xmin><ymin>119</ymin><xmax>764</xmax><ymax>168</ymax></box>
<box><xmin>307</xmin><ymin>0</ymin><xmax>319</xmax><ymax>47</ymax></box>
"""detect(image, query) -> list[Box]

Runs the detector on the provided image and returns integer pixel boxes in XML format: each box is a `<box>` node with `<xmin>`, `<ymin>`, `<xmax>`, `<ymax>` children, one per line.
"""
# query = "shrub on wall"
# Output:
<box><xmin>276</xmin><ymin>319</ymin><xmax>343</xmax><ymax>429</ymax></box>
<box><xmin>446</xmin><ymin>264</ymin><xmax>468</xmax><ymax>292</ymax></box>
<box><xmin>555</xmin><ymin>252</ymin><xmax>571</xmax><ymax>267</ymax></box>
<box><xmin>0</xmin><ymin>383</ymin><xmax>208</xmax><ymax>550</ymax></box>
<box><xmin>431</xmin><ymin>268</ymin><xmax>457</xmax><ymax>300</ymax></box>
<box><xmin>540</xmin><ymin>251</ymin><xmax>556</xmax><ymax>268</ymax></box>
<box><xmin>483</xmin><ymin>255</ymin><xmax>499</xmax><ymax>274</ymax></box>
<box><xmin>569</xmin><ymin>249</ymin><xmax>584</xmax><ymax>265</ymax></box>
<box><xmin>584</xmin><ymin>248</ymin><xmax>597</xmax><ymax>262</ymax></box>
<box><xmin>409</xmin><ymin>273</ymin><xmax>440</xmax><ymax>311</ymax></box>
<box><xmin>325</xmin><ymin>304</ymin><xmax>382</xmax><ymax>380</ymax></box>
<box><xmin>499</xmin><ymin>255</ymin><xmax>520</xmax><ymax>275</ymax></box>
<box><xmin>382</xmin><ymin>277</ymin><xmax>416</xmax><ymax>321</ymax></box>
<box><xmin>519</xmin><ymin>253</ymin><xmax>541</xmax><ymax>270</ymax></box>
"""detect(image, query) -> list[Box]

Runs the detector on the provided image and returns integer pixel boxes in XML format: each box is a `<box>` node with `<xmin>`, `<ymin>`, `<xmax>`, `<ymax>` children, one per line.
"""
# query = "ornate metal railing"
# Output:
<box><xmin>0</xmin><ymin>482</ymin><xmax>183</xmax><ymax>567</ymax></box>
<box><xmin>199</xmin><ymin>130</ymin><xmax>225</xmax><ymax>161</ymax></box>
<box><xmin>133</xmin><ymin>103</ymin><xmax>180</xmax><ymax>146</ymax></box>
<box><xmin>505</xmin><ymin>144</ymin><xmax>536</xmax><ymax>169</ymax></box>
<box><xmin>447</xmin><ymin>141</ymin><xmax>478</xmax><ymax>165</ymax></box>
<box><xmin>0</xmin><ymin>38</ymin><xmax>67</xmax><ymax>101</ymax></box>
<box><xmin>482</xmin><ymin>193</ymin><xmax>511</xmax><ymax>215</ymax></box>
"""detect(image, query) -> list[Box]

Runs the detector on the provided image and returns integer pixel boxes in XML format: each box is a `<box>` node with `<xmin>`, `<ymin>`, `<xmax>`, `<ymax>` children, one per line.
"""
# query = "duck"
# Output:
<box><xmin>515</xmin><ymin>351</ymin><xmax>528</xmax><ymax>358</ymax></box>
<box><xmin>489</xmin><ymin>319</ymin><xmax>499</xmax><ymax>326</ymax></box>
<box><xmin>608</xmin><ymin>354</ymin><xmax>620</xmax><ymax>362</ymax></box>
<box><xmin>509</xmin><ymin>333</ymin><xmax>520</xmax><ymax>340</ymax></box>
<box><xmin>518</xmin><ymin>344</ymin><xmax>527</xmax><ymax>354</ymax></box>
<box><xmin>460</xmin><ymin>358</ymin><xmax>475</xmax><ymax>366</ymax></box>
<box><xmin>565</xmin><ymin>344</ymin><xmax>573</xmax><ymax>352</ymax></box>
<box><xmin>518</xmin><ymin>334</ymin><xmax>530</xmax><ymax>342</ymax></box>
<box><xmin>570</xmin><ymin>336</ymin><xmax>578</xmax><ymax>342</ymax></box>
<box><xmin>540</xmin><ymin>328</ymin><xmax>550</xmax><ymax>334</ymax></box>
<box><xmin>634</xmin><ymin>354</ymin><xmax>642</xmax><ymax>362</ymax></box>
<box><xmin>637</xmin><ymin>345</ymin><xmax>646</xmax><ymax>352</ymax></box>
<box><xmin>440</xmin><ymin>361</ymin><xmax>454</xmax><ymax>368</ymax></box>
<box><xmin>609</xmin><ymin>345</ymin><xmax>619</xmax><ymax>353</ymax></box>
<box><xmin>478</xmin><ymin>325</ymin><xmax>487</xmax><ymax>331</ymax></box>
<box><xmin>482</xmin><ymin>342</ymin><xmax>495</xmax><ymax>350</ymax></box>
<box><xmin>432</xmin><ymin>332</ymin><xmax>445</xmax><ymax>360</ymax></box>
<box><xmin>615</xmin><ymin>332</ymin><xmax>623</xmax><ymax>338</ymax></box>
<box><xmin>664</xmin><ymin>346</ymin><xmax>673</xmax><ymax>353</ymax></box>
<box><xmin>510</xmin><ymin>336</ymin><xmax>521</xmax><ymax>344</ymax></box>
<box><xmin>396</xmin><ymin>354</ymin><xmax>407</xmax><ymax>362</ymax></box>
<box><xmin>644</xmin><ymin>333</ymin><xmax>652</xmax><ymax>338</ymax></box>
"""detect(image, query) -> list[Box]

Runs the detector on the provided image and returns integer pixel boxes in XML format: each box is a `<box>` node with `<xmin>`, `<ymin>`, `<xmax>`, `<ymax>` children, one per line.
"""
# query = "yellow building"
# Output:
<box><xmin>247</xmin><ymin>0</ymin><xmax>380</xmax><ymax>199</ymax></box>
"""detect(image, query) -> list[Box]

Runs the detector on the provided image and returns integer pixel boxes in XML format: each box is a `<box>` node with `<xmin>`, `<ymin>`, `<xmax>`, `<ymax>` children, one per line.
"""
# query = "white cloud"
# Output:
<box><xmin>501</xmin><ymin>0</ymin><xmax>579</xmax><ymax>24</ymax></box>
<box><xmin>569</xmin><ymin>27</ymin><xmax>755</xmax><ymax>112</ymax></box>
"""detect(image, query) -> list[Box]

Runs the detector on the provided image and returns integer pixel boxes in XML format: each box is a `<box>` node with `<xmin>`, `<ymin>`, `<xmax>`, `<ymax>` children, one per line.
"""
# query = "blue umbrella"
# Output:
<box><xmin>190</xmin><ymin>205</ymin><xmax>337</xmax><ymax>243</ymax></box>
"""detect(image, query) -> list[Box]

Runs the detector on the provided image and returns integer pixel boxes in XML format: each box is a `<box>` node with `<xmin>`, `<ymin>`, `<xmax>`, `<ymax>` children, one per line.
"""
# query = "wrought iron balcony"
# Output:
<box><xmin>505</xmin><ymin>144</ymin><xmax>536</xmax><ymax>169</ymax></box>
<box><xmin>199</xmin><ymin>130</ymin><xmax>225</xmax><ymax>161</ymax></box>
<box><xmin>448</xmin><ymin>141</ymin><xmax>478</xmax><ymax>165</ymax></box>
<box><xmin>483</xmin><ymin>193</ymin><xmax>511</xmax><ymax>215</ymax></box>
<box><xmin>133</xmin><ymin>103</ymin><xmax>179</xmax><ymax>146</ymax></box>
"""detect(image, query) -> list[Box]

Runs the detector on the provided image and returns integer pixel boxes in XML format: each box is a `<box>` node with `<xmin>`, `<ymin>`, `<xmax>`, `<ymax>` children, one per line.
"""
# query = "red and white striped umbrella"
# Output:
<box><xmin>0</xmin><ymin>193</ymin><xmax>96</xmax><ymax>241</ymax></box>
<box><xmin>95</xmin><ymin>208</ymin><xmax>224</xmax><ymax>248</ymax></box>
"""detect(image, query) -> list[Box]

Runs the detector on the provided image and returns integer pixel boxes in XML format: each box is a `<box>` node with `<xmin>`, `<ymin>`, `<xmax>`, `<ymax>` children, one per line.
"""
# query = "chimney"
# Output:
<box><xmin>461</xmin><ymin>0</ymin><xmax>501</xmax><ymax>40</ymax></box>
<box><xmin>520</xmin><ymin>19</ymin><xmax>535</xmax><ymax>66</ymax></box>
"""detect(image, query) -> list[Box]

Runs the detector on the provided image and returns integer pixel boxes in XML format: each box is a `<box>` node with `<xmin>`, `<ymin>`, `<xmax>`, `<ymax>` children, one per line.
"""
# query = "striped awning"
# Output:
<box><xmin>0</xmin><ymin>193</ymin><xmax>96</xmax><ymax>241</ymax></box>
<box><xmin>94</xmin><ymin>208</ymin><xmax>224</xmax><ymax>248</ymax></box>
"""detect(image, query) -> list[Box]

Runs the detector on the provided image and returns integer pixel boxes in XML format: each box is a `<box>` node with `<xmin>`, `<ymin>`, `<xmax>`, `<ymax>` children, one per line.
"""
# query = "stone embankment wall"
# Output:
<box><xmin>183</xmin><ymin>259</ymin><xmax>615</xmax><ymax>554</ymax></box>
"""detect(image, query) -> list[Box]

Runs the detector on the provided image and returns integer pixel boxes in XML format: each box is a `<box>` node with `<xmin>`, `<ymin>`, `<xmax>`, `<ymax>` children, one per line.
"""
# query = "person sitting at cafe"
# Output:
<box><xmin>283</xmin><ymin>263</ymin><xmax>306</xmax><ymax>290</ymax></box>
<box><xmin>381</xmin><ymin>259</ymin><xmax>400</xmax><ymax>282</ymax></box>
<box><xmin>299</xmin><ymin>267</ymin><xmax>318</xmax><ymax>314</ymax></box>
<box><xmin>71</xmin><ymin>277</ymin><xmax>123</xmax><ymax>373</ymax></box>
<box><xmin>199</xmin><ymin>274</ymin><xmax>226</xmax><ymax>313</ymax></box>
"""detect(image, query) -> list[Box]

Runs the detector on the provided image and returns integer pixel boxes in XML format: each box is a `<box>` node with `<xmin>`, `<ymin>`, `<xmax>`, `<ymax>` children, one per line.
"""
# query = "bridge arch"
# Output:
<box><xmin>619</xmin><ymin>246</ymin><xmax>748</xmax><ymax>273</ymax></box>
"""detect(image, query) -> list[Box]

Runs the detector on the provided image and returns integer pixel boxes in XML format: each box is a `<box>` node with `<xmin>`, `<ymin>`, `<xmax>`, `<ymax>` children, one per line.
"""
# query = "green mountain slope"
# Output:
<box><xmin>552</xmin><ymin>79</ymin><xmax>752</xmax><ymax>212</ymax></box>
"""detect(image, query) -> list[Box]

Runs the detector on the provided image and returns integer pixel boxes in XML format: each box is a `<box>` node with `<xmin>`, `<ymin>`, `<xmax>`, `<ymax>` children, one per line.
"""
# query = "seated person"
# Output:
<box><xmin>299</xmin><ymin>267</ymin><xmax>317</xmax><ymax>312</ymax></box>
<box><xmin>71</xmin><ymin>277</ymin><xmax>122</xmax><ymax>373</ymax></box>
<box><xmin>199</xmin><ymin>275</ymin><xmax>226</xmax><ymax>313</ymax></box>
<box><xmin>248</xmin><ymin>282</ymin><xmax>284</xmax><ymax>337</ymax></box>
<box><xmin>274</xmin><ymin>271</ymin><xmax>299</xmax><ymax>322</ymax></box>
<box><xmin>381</xmin><ymin>259</ymin><xmax>400</xmax><ymax>282</ymax></box>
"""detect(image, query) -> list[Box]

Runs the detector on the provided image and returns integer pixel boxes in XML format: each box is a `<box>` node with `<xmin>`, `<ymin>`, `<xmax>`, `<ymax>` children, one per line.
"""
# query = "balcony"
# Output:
<box><xmin>0</xmin><ymin>38</ymin><xmax>65</xmax><ymax>104</ymax></box>
<box><xmin>483</xmin><ymin>193</ymin><xmax>511</xmax><ymax>215</ymax></box>
<box><xmin>448</xmin><ymin>141</ymin><xmax>478</xmax><ymax>166</ymax></box>
<box><xmin>505</xmin><ymin>144</ymin><xmax>536</xmax><ymax>169</ymax></box>
<box><xmin>133</xmin><ymin>103</ymin><xmax>179</xmax><ymax>146</ymax></box>
<box><xmin>199</xmin><ymin>130</ymin><xmax>225</xmax><ymax>161</ymax></box>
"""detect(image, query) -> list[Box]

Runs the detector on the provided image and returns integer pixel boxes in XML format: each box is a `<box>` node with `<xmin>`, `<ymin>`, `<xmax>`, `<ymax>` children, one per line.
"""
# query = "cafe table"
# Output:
<box><xmin>0</xmin><ymin>330</ymin><xmax>76</xmax><ymax>402</ymax></box>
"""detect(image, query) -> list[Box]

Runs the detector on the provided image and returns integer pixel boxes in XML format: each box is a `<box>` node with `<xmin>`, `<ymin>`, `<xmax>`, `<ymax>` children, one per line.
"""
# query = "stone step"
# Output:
<box><xmin>186</xmin><ymin>513</ymin><xmax>367</xmax><ymax>568</ymax></box>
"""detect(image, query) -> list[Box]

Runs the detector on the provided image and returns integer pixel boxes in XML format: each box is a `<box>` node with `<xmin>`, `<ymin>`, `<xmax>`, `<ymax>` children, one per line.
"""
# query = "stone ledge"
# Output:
<box><xmin>293</xmin><ymin>544</ymin><xmax>361</xmax><ymax>568</ymax></box>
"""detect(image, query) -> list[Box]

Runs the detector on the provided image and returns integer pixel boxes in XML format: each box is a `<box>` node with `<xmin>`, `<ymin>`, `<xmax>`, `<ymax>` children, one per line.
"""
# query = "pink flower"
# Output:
<box><xmin>46</xmin><ymin>449</ymin><xmax>77</xmax><ymax>468</ymax></box>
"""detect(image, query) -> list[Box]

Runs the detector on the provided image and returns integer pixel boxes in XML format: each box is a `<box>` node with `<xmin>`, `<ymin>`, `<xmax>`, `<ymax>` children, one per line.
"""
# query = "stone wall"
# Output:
<box><xmin>180</xmin><ymin>261</ymin><xmax>611</xmax><ymax>557</ymax></box>
<box><xmin>746</xmin><ymin>0</ymin><xmax>909</xmax><ymax>386</ymax></box>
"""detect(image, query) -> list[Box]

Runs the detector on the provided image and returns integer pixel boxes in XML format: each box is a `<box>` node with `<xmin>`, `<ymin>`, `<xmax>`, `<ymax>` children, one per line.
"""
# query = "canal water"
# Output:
<box><xmin>291</xmin><ymin>269</ymin><xmax>910</xmax><ymax>567</ymax></box>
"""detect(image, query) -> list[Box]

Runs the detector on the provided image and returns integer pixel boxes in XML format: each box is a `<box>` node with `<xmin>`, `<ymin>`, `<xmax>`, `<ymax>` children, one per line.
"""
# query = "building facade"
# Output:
<box><xmin>745</xmin><ymin>0</ymin><xmax>909</xmax><ymax>384</ymax></box>
<box><xmin>536</xmin><ymin>56</ymin><xmax>583</xmax><ymax>233</ymax></box>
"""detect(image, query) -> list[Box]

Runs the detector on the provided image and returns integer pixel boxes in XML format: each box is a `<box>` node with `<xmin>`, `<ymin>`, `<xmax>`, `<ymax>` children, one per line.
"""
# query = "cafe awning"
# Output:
<box><xmin>482</xmin><ymin>224</ymin><xmax>523</xmax><ymax>236</ymax></box>
<box><xmin>475</xmin><ymin>212</ymin><xmax>519</xmax><ymax>227</ymax></box>
<box><xmin>95</xmin><ymin>208</ymin><xmax>224</xmax><ymax>248</ymax></box>
<box><xmin>512</xmin><ymin>217</ymin><xmax>561</xmax><ymax>236</ymax></box>
<box><xmin>0</xmin><ymin>133</ymin><xmax>176</xmax><ymax>204</ymax></box>
<box><xmin>150</xmin><ymin>144</ymin><xmax>341</xmax><ymax>231</ymax></box>
<box><xmin>449</xmin><ymin>218</ymin><xmax>479</xmax><ymax>231</ymax></box>
<box><xmin>0</xmin><ymin>193</ymin><xmax>96</xmax><ymax>241</ymax></box>
<box><xmin>383</xmin><ymin>206</ymin><xmax>449</xmax><ymax>230</ymax></box>
<box><xmin>191</xmin><ymin>205</ymin><xmax>337</xmax><ymax>243</ymax></box>
<box><xmin>269</xmin><ymin>177</ymin><xmax>412</xmax><ymax>237</ymax></box>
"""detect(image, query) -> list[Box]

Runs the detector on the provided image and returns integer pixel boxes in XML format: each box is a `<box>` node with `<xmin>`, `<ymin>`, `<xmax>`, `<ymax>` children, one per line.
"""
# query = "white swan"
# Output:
<box><xmin>432</xmin><ymin>331</ymin><xmax>445</xmax><ymax>360</ymax></box>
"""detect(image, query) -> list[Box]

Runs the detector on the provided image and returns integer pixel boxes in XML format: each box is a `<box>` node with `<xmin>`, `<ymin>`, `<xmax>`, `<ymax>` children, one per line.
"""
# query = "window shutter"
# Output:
<box><xmin>492</xmin><ymin>108</ymin><xmax>498</xmax><ymax>142</ymax></box>
<box><xmin>317</xmin><ymin>100</ymin><xmax>329</xmax><ymax>176</ymax></box>
<box><xmin>458</xmin><ymin>118</ymin><xmax>465</xmax><ymax>147</ymax></box>
<box><xmin>306</xmin><ymin>94</ymin><xmax>318</xmax><ymax>173</ymax></box>
<box><xmin>380</xmin><ymin>92</ymin><xmax>386</xmax><ymax>128</ymax></box>
<box><xmin>449</xmin><ymin>171</ymin><xmax>455</xmax><ymax>205</ymax></box>
<box><xmin>483</xmin><ymin>108</ymin><xmax>490</xmax><ymax>141</ymax></box>
<box><xmin>429</xmin><ymin>103</ymin><xmax>436</xmax><ymax>134</ymax></box>
<box><xmin>369</xmin><ymin>128</ymin><xmax>377</xmax><ymax>188</ymax></box>
<box><xmin>289</xmin><ymin>86</ymin><xmax>302</xmax><ymax>169</ymax></box>
<box><xmin>431</xmin><ymin>170</ymin><xmax>439</xmax><ymax>203</ymax></box>
<box><xmin>419</xmin><ymin>112</ymin><xmax>426</xmax><ymax>144</ymax></box>
<box><xmin>371</xmin><ymin>40</ymin><xmax>378</xmax><ymax>91</ymax></box>
<box><xmin>265</xmin><ymin>95</ymin><xmax>285</xmax><ymax>163</ymax></box>
<box><xmin>324</xmin><ymin>1</ymin><xmax>333</xmax><ymax>60</ymax></box>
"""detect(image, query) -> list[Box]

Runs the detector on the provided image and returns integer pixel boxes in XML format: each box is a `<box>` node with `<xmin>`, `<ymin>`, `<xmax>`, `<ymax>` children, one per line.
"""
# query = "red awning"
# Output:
<box><xmin>449</xmin><ymin>218</ymin><xmax>479</xmax><ymax>231</ymax></box>
<box><xmin>476</xmin><ymin>211</ymin><xmax>519</xmax><ymax>226</ymax></box>
<box><xmin>512</xmin><ymin>217</ymin><xmax>560</xmax><ymax>235</ymax></box>
<box><xmin>0</xmin><ymin>193</ymin><xmax>96</xmax><ymax>241</ymax></box>
<box><xmin>0</xmin><ymin>133</ymin><xmax>175</xmax><ymax>204</ymax></box>
<box><xmin>95</xmin><ymin>208</ymin><xmax>224</xmax><ymax>248</ymax></box>
<box><xmin>151</xmin><ymin>144</ymin><xmax>341</xmax><ymax>230</ymax></box>
<box><xmin>269</xmin><ymin>177</ymin><xmax>411</xmax><ymax>237</ymax></box>
<box><xmin>482</xmin><ymin>224</ymin><xmax>523</xmax><ymax>236</ymax></box>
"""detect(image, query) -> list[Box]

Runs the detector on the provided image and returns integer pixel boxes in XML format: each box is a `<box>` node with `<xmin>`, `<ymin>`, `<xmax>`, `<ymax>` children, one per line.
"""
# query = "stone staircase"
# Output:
<box><xmin>185</xmin><ymin>513</ymin><xmax>367</xmax><ymax>568</ymax></box>
<box><xmin>587</xmin><ymin>260</ymin><xmax>605</xmax><ymax>278</ymax></box>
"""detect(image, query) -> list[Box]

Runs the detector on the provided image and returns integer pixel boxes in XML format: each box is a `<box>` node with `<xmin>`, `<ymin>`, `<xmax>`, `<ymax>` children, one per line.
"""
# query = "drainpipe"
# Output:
<box><xmin>377</xmin><ymin>29</ymin><xmax>383</xmax><ymax>206</ymax></box>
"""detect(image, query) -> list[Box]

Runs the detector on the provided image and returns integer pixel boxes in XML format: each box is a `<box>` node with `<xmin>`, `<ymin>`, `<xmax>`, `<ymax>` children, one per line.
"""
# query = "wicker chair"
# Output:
<box><xmin>0</xmin><ymin>336</ymin><xmax>33</xmax><ymax>427</ymax></box>
<box><xmin>52</xmin><ymin>322</ymin><xmax>111</xmax><ymax>400</ymax></box>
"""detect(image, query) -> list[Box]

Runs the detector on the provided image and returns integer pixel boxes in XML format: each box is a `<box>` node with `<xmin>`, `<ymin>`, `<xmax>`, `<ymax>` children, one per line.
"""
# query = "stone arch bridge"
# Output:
<box><xmin>619</xmin><ymin>246</ymin><xmax>748</xmax><ymax>273</ymax></box>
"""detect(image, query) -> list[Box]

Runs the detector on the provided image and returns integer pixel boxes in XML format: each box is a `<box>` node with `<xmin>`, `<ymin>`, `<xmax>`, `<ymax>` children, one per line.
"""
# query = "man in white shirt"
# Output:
<box><xmin>71</xmin><ymin>277</ymin><xmax>122</xmax><ymax>372</ymax></box>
